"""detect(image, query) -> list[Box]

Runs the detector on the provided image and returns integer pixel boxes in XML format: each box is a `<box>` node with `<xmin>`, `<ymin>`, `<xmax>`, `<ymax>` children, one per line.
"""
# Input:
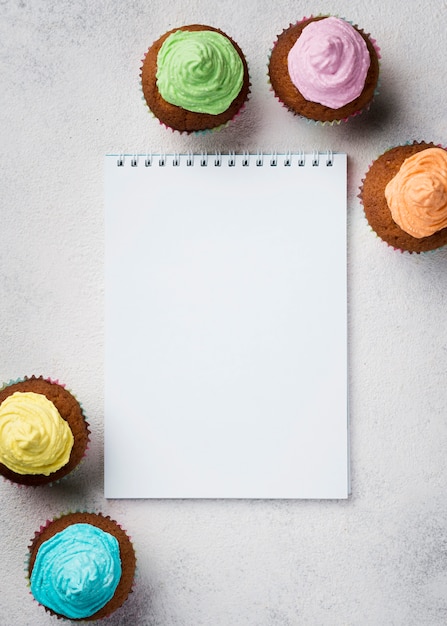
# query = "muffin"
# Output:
<box><xmin>28</xmin><ymin>512</ymin><xmax>136</xmax><ymax>621</ymax></box>
<box><xmin>141</xmin><ymin>24</ymin><xmax>250</xmax><ymax>132</ymax></box>
<box><xmin>360</xmin><ymin>142</ymin><xmax>447</xmax><ymax>252</ymax></box>
<box><xmin>268</xmin><ymin>15</ymin><xmax>380</xmax><ymax>123</ymax></box>
<box><xmin>0</xmin><ymin>376</ymin><xmax>89</xmax><ymax>486</ymax></box>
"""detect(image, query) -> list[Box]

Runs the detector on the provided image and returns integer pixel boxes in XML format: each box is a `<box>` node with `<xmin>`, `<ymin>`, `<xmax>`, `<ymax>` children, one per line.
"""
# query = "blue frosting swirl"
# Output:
<box><xmin>30</xmin><ymin>523</ymin><xmax>122</xmax><ymax>619</ymax></box>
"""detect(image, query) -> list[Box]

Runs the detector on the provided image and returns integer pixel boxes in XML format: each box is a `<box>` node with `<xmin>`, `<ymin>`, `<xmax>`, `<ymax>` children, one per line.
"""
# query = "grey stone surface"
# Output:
<box><xmin>1</xmin><ymin>1</ymin><xmax>447</xmax><ymax>624</ymax></box>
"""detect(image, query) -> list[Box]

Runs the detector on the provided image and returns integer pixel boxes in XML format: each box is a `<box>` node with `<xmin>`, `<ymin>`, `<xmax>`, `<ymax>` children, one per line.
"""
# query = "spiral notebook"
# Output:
<box><xmin>104</xmin><ymin>151</ymin><xmax>348</xmax><ymax>499</ymax></box>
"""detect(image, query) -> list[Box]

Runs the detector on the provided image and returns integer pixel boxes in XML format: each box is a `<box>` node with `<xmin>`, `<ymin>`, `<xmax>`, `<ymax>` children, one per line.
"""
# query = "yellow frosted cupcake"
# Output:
<box><xmin>0</xmin><ymin>376</ymin><xmax>89</xmax><ymax>486</ymax></box>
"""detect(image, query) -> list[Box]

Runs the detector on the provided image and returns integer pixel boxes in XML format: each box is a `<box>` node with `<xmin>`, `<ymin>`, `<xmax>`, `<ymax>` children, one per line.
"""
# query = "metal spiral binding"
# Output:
<box><xmin>114</xmin><ymin>151</ymin><xmax>337</xmax><ymax>167</ymax></box>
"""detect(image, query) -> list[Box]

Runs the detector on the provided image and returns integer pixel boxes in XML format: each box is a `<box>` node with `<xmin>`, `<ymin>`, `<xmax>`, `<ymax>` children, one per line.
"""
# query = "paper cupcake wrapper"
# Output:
<box><xmin>140</xmin><ymin>88</ymin><xmax>250</xmax><ymax>135</ymax></box>
<box><xmin>0</xmin><ymin>375</ymin><xmax>90</xmax><ymax>487</ymax></box>
<box><xmin>267</xmin><ymin>14</ymin><xmax>381</xmax><ymax>125</ymax></box>
<box><xmin>359</xmin><ymin>209</ymin><xmax>416</xmax><ymax>254</ymax></box>
<box><xmin>25</xmin><ymin>511</ymin><xmax>137</xmax><ymax>621</ymax></box>
<box><xmin>359</xmin><ymin>157</ymin><xmax>416</xmax><ymax>254</ymax></box>
<box><xmin>358</xmin><ymin>141</ymin><xmax>447</xmax><ymax>253</ymax></box>
<box><xmin>362</xmin><ymin>215</ymin><xmax>442</xmax><ymax>255</ymax></box>
<box><xmin>139</xmin><ymin>44</ymin><xmax>251</xmax><ymax>135</ymax></box>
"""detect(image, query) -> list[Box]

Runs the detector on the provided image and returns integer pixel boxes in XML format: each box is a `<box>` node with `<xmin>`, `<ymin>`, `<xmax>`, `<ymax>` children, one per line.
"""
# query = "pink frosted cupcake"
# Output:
<box><xmin>0</xmin><ymin>376</ymin><xmax>89</xmax><ymax>486</ymax></box>
<box><xmin>27</xmin><ymin>512</ymin><xmax>136</xmax><ymax>621</ymax></box>
<box><xmin>268</xmin><ymin>16</ymin><xmax>380</xmax><ymax>123</ymax></box>
<box><xmin>360</xmin><ymin>142</ymin><xmax>447</xmax><ymax>252</ymax></box>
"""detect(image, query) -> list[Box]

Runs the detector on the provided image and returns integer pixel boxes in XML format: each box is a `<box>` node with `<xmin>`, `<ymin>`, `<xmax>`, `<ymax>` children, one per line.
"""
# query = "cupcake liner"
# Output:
<box><xmin>359</xmin><ymin>209</ymin><xmax>415</xmax><ymax>254</ymax></box>
<box><xmin>359</xmin><ymin>141</ymin><xmax>447</xmax><ymax>253</ymax></box>
<box><xmin>0</xmin><ymin>375</ymin><xmax>90</xmax><ymax>487</ymax></box>
<box><xmin>140</xmin><ymin>26</ymin><xmax>251</xmax><ymax>135</ymax></box>
<box><xmin>26</xmin><ymin>512</ymin><xmax>137</xmax><ymax>622</ymax></box>
<box><xmin>358</xmin><ymin>155</ymin><xmax>403</xmax><ymax>253</ymax></box>
<box><xmin>139</xmin><ymin>81</ymin><xmax>250</xmax><ymax>136</ymax></box>
<box><xmin>267</xmin><ymin>15</ymin><xmax>380</xmax><ymax>125</ymax></box>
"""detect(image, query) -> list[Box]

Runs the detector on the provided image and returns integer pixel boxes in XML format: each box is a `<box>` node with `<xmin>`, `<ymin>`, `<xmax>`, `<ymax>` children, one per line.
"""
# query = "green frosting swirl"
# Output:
<box><xmin>156</xmin><ymin>29</ymin><xmax>244</xmax><ymax>115</ymax></box>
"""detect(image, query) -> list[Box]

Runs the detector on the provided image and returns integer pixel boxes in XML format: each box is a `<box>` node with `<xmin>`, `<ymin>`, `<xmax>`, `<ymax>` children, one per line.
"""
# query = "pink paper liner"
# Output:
<box><xmin>25</xmin><ymin>512</ymin><xmax>137</xmax><ymax>621</ymax></box>
<box><xmin>267</xmin><ymin>14</ymin><xmax>381</xmax><ymax>125</ymax></box>
<box><xmin>139</xmin><ymin>33</ymin><xmax>251</xmax><ymax>135</ymax></box>
<box><xmin>358</xmin><ymin>141</ymin><xmax>447</xmax><ymax>253</ymax></box>
<box><xmin>0</xmin><ymin>375</ymin><xmax>90</xmax><ymax>487</ymax></box>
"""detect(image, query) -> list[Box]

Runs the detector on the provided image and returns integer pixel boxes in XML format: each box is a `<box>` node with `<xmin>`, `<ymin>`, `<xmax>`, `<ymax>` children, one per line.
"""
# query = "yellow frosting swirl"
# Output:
<box><xmin>0</xmin><ymin>391</ymin><xmax>74</xmax><ymax>475</ymax></box>
<box><xmin>385</xmin><ymin>147</ymin><xmax>447</xmax><ymax>238</ymax></box>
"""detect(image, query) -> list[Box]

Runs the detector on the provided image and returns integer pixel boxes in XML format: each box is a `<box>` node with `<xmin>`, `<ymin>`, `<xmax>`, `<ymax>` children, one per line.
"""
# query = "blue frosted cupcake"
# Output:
<box><xmin>27</xmin><ymin>512</ymin><xmax>136</xmax><ymax>621</ymax></box>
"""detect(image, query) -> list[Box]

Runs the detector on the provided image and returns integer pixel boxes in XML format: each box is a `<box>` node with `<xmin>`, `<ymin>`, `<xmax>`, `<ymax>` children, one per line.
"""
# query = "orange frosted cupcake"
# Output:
<box><xmin>0</xmin><ymin>376</ymin><xmax>89</xmax><ymax>486</ymax></box>
<box><xmin>268</xmin><ymin>16</ymin><xmax>380</xmax><ymax>123</ymax></box>
<box><xmin>141</xmin><ymin>24</ymin><xmax>250</xmax><ymax>132</ymax></box>
<box><xmin>360</xmin><ymin>142</ymin><xmax>447</xmax><ymax>252</ymax></box>
<box><xmin>28</xmin><ymin>512</ymin><xmax>136</xmax><ymax>621</ymax></box>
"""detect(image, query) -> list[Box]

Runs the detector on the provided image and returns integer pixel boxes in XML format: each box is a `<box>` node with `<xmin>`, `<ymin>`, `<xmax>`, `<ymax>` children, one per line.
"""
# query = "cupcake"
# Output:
<box><xmin>28</xmin><ymin>512</ymin><xmax>136</xmax><ymax>621</ymax></box>
<box><xmin>141</xmin><ymin>24</ymin><xmax>250</xmax><ymax>132</ymax></box>
<box><xmin>0</xmin><ymin>376</ymin><xmax>89</xmax><ymax>486</ymax></box>
<box><xmin>268</xmin><ymin>15</ymin><xmax>380</xmax><ymax>123</ymax></box>
<box><xmin>360</xmin><ymin>142</ymin><xmax>447</xmax><ymax>252</ymax></box>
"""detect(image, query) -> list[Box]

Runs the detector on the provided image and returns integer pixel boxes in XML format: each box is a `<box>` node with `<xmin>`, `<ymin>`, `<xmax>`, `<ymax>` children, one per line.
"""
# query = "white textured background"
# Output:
<box><xmin>1</xmin><ymin>1</ymin><xmax>447</xmax><ymax>624</ymax></box>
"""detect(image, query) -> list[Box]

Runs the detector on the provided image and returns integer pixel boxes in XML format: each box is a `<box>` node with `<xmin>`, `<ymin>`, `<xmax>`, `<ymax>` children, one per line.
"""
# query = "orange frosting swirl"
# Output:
<box><xmin>385</xmin><ymin>147</ymin><xmax>447</xmax><ymax>238</ymax></box>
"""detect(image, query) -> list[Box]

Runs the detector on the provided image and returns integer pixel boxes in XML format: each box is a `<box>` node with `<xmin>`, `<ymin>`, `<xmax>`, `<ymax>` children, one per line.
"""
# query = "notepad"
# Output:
<box><xmin>104</xmin><ymin>152</ymin><xmax>348</xmax><ymax>499</ymax></box>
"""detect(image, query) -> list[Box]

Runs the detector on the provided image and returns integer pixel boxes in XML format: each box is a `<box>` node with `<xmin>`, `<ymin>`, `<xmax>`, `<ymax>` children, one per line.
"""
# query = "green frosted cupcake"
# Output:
<box><xmin>141</xmin><ymin>24</ymin><xmax>250</xmax><ymax>132</ymax></box>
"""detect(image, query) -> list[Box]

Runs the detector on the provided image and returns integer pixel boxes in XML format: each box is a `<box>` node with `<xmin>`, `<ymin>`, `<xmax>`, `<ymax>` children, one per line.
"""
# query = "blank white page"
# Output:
<box><xmin>104</xmin><ymin>152</ymin><xmax>348</xmax><ymax>499</ymax></box>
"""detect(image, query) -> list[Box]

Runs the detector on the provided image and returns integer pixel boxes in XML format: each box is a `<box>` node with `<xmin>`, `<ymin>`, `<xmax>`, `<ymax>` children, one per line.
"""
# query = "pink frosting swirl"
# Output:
<box><xmin>385</xmin><ymin>148</ymin><xmax>447</xmax><ymax>238</ymax></box>
<box><xmin>287</xmin><ymin>17</ymin><xmax>370</xmax><ymax>109</ymax></box>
